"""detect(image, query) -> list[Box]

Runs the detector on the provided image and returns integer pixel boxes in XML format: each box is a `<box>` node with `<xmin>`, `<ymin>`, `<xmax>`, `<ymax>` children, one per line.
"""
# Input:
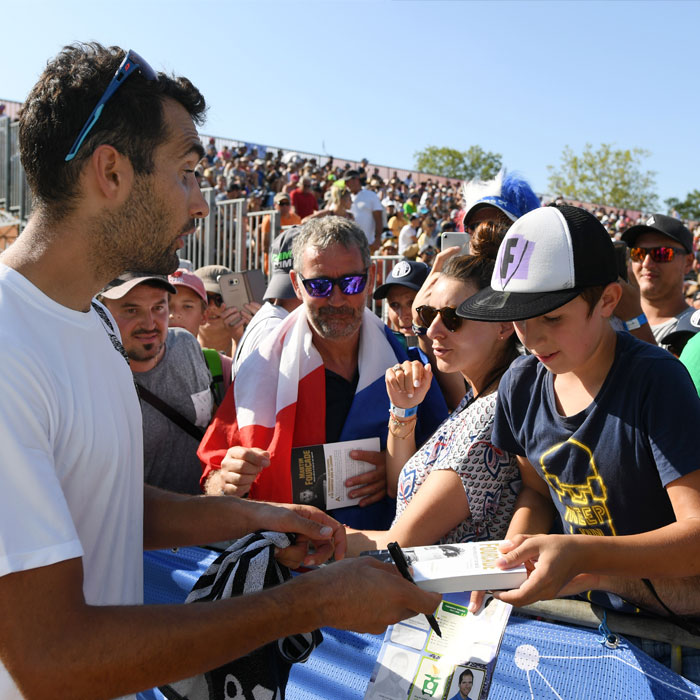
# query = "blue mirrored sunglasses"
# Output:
<box><xmin>65</xmin><ymin>49</ymin><xmax>157</xmax><ymax>162</ymax></box>
<box><xmin>298</xmin><ymin>272</ymin><xmax>368</xmax><ymax>298</ymax></box>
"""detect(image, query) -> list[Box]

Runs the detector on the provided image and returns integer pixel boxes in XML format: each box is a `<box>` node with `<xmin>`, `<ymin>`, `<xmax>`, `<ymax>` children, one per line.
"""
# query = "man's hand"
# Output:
<box><xmin>253</xmin><ymin>501</ymin><xmax>346</xmax><ymax>567</ymax></box>
<box><xmin>292</xmin><ymin>558</ymin><xmax>443</xmax><ymax>635</ymax></box>
<box><xmin>345</xmin><ymin>449</ymin><xmax>387</xmax><ymax>506</ymax></box>
<box><xmin>386</xmin><ymin>360</ymin><xmax>432</xmax><ymax>406</ymax></box>
<box><xmin>207</xmin><ymin>446</ymin><xmax>270</xmax><ymax>496</ymax></box>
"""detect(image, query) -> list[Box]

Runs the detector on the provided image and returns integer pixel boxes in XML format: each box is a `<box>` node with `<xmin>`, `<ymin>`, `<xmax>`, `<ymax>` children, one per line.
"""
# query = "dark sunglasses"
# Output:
<box><xmin>416</xmin><ymin>305</ymin><xmax>462</xmax><ymax>332</ymax></box>
<box><xmin>278</xmin><ymin>201</ymin><xmax>291</xmax><ymax>206</ymax></box>
<box><xmin>298</xmin><ymin>272</ymin><xmax>368</xmax><ymax>298</ymax></box>
<box><xmin>207</xmin><ymin>292</ymin><xmax>224</xmax><ymax>307</ymax></box>
<box><xmin>65</xmin><ymin>50</ymin><xmax>157</xmax><ymax>162</ymax></box>
<box><xmin>629</xmin><ymin>246</ymin><xmax>687</xmax><ymax>263</ymax></box>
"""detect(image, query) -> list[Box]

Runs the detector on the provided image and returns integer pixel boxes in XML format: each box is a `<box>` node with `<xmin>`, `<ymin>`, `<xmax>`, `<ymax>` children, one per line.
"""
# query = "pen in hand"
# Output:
<box><xmin>387</xmin><ymin>541</ymin><xmax>442</xmax><ymax>637</ymax></box>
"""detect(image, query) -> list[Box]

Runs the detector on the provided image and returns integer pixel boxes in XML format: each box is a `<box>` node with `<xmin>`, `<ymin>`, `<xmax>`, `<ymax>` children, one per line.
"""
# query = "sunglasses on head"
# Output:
<box><xmin>298</xmin><ymin>272</ymin><xmax>368</xmax><ymax>298</ymax></box>
<box><xmin>629</xmin><ymin>246</ymin><xmax>687</xmax><ymax>263</ymax></box>
<box><xmin>416</xmin><ymin>305</ymin><xmax>463</xmax><ymax>332</ymax></box>
<box><xmin>207</xmin><ymin>292</ymin><xmax>224</xmax><ymax>307</ymax></box>
<box><xmin>65</xmin><ymin>50</ymin><xmax>157</xmax><ymax>162</ymax></box>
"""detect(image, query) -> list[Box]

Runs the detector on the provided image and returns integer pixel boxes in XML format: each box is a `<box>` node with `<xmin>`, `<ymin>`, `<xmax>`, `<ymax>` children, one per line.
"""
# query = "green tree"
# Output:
<box><xmin>665</xmin><ymin>190</ymin><xmax>700</xmax><ymax>220</ymax></box>
<box><xmin>413</xmin><ymin>145</ymin><xmax>502</xmax><ymax>181</ymax></box>
<box><xmin>547</xmin><ymin>143</ymin><xmax>658</xmax><ymax>210</ymax></box>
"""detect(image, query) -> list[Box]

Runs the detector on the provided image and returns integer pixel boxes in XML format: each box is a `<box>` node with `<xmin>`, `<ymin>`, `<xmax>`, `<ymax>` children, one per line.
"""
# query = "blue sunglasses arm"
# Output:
<box><xmin>64</xmin><ymin>56</ymin><xmax>143</xmax><ymax>162</ymax></box>
<box><xmin>65</xmin><ymin>104</ymin><xmax>105</xmax><ymax>162</ymax></box>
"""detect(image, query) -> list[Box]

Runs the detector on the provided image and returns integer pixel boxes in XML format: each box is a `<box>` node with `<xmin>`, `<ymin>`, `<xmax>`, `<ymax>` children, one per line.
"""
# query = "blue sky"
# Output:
<box><xmin>3</xmin><ymin>0</ymin><xmax>699</xmax><ymax>206</ymax></box>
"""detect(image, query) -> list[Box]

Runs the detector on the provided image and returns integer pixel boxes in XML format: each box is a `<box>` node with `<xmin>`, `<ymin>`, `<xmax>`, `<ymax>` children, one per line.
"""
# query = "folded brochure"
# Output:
<box><xmin>364</xmin><ymin>592</ymin><xmax>511</xmax><ymax>700</ymax></box>
<box><xmin>290</xmin><ymin>437</ymin><xmax>380</xmax><ymax>510</ymax></box>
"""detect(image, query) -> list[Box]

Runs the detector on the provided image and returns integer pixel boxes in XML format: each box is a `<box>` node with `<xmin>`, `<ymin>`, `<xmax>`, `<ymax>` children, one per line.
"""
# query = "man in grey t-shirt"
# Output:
<box><xmin>101</xmin><ymin>272</ymin><xmax>214</xmax><ymax>493</ymax></box>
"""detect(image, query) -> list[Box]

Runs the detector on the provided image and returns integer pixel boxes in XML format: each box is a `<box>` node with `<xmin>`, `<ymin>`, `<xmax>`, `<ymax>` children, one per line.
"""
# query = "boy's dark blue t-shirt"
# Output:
<box><xmin>494</xmin><ymin>331</ymin><xmax>700</xmax><ymax>539</ymax></box>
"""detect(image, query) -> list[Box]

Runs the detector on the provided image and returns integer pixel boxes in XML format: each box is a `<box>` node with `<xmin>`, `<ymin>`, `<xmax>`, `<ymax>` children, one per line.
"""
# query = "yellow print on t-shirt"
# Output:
<box><xmin>539</xmin><ymin>438</ymin><xmax>617</xmax><ymax>536</ymax></box>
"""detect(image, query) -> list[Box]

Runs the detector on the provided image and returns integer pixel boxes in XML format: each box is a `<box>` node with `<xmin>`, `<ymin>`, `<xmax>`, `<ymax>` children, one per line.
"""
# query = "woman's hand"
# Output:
<box><xmin>386</xmin><ymin>360</ymin><xmax>432</xmax><ymax>408</ymax></box>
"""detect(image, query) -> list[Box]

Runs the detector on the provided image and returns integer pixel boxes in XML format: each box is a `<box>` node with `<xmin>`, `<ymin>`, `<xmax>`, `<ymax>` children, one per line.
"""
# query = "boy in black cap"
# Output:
<box><xmin>459</xmin><ymin>205</ymin><xmax>700</xmax><ymax>681</ymax></box>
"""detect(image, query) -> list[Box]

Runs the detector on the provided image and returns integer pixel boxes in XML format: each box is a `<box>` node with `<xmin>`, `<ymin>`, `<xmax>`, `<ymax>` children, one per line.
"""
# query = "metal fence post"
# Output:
<box><xmin>202</xmin><ymin>187</ymin><xmax>217</xmax><ymax>266</ymax></box>
<box><xmin>0</xmin><ymin>117</ymin><xmax>9</xmax><ymax>209</ymax></box>
<box><xmin>234</xmin><ymin>199</ymin><xmax>246</xmax><ymax>272</ymax></box>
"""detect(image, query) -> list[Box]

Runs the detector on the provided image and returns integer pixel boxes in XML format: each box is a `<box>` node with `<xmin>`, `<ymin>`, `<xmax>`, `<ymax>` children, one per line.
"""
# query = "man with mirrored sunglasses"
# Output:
<box><xmin>0</xmin><ymin>43</ymin><xmax>443</xmax><ymax>699</ymax></box>
<box><xmin>622</xmin><ymin>214</ymin><xmax>695</xmax><ymax>349</ymax></box>
<box><xmin>199</xmin><ymin>216</ymin><xmax>447</xmax><ymax>530</ymax></box>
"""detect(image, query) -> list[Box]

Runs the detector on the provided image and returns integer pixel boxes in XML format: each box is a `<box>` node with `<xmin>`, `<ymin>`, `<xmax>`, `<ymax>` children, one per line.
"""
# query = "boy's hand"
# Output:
<box><xmin>490</xmin><ymin>534</ymin><xmax>585</xmax><ymax>607</ymax></box>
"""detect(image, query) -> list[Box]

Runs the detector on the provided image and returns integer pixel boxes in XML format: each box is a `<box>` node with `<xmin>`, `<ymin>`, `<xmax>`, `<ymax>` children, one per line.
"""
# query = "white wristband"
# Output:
<box><xmin>390</xmin><ymin>404</ymin><xmax>418</xmax><ymax>418</ymax></box>
<box><xmin>623</xmin><ymin>313</ymin><xmax>648</xmax><ymax>332</ymax></box>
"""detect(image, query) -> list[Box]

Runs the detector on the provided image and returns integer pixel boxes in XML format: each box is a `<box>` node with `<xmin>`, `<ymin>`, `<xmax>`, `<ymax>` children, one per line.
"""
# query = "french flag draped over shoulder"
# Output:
<box><xmin>198</xmin><ymin>305</ymin><xmax>421</xmax><ymax>529</ymax></box>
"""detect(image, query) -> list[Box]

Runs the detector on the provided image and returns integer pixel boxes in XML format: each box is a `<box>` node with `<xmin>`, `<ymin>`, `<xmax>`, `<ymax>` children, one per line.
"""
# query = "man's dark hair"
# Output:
<box><xmin>19</xmin><ymin>42</ymin><xmax>206</xmax><ymax>220</ymax></box>
<box><xmin>459</xmin><ymin>668</ymin><xmax>474</xmax><ymax>683</ymax></box>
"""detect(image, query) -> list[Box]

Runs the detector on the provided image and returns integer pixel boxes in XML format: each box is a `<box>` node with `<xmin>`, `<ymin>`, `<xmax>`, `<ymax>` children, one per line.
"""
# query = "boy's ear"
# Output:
<box><xmin>599</xmin><ymin>281</ymin><xmax>623</xmax><ymax>318</ymax></box>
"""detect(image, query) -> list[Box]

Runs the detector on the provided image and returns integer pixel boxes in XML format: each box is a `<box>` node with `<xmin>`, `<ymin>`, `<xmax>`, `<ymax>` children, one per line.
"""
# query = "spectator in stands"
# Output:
<box><xmin>261</xmin><ymin>192</ymin><xmax>302</xmax><ymax>274</ymax></box>
<box><xmin>198</xmin><ymin>216</ymin><xmax>447</xmax><ymax>529</ymax></box>
<box><xmin>233</xmin><ymin>226</ymin><xmax>303</xmax><ymax>376</ymax></box>
<box><xmin>346</xmin><ymin>230</ymin><xmax>520</xmax><ymax>556</ymax></box>
<box><xmin>398</xmin><ymin>213</ymin><xmax>420</xmax><ymax>256</ymax></box>
<box><xmin>100</xmin><ymin>273</ymin><xmax>215</xmax><ymax>494</ymax></box>
<box><xmin>168</xmin><ymin>268</ymin><xmax>232</xmax><ymax>405</ymax></box>
<box><xmin>387</xmin><ymin>206</ymin><xmax>407</xmax><ymax>239</ymax></box>
<box><xmin>302</xmin><ymin>184</ymin><xmax>354</xmax><ymax>223</ymax></box>
<box><xmin>418</xmin><ymin>242</ymin><xmax>438</xmax><ymax>266</ymax></box>
<box><xmin>290</xmin><ymin>176</ymin><xmax>318</xmax><ymax>219</ymax></box>
<box><xmin>345</xmin><ymin>169</ymin><xmax>385</xmax><ymax>253</ymax></box>
<box><xmin>622</xmin><ymin>214</ymin><xmax>695</xmax><ymax>349</ymax></box>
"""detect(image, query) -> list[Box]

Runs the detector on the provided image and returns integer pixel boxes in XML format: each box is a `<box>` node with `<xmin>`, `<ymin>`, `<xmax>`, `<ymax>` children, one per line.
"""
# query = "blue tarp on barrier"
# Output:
<box><xmin>140</xmin><ymin>546</ymin><xmax>700</xmax><ymax>700</ymax></box>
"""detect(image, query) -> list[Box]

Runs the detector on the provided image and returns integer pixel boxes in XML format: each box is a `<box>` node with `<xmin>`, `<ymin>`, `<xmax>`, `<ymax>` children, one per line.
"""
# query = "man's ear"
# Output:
<box><xmin>89</xmin><ymin>144</ymin><xmax>134</xmax><ymax>203</ymax></box>
<box><xmin>289</xmin><ymin>269</ymin><xmax>304</xmax><ymax>301</ymax></box>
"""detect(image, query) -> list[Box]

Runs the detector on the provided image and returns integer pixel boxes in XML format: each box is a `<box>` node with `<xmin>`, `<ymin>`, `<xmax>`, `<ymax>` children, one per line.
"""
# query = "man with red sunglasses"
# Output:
<box><xmin>622</xmin><ymin>214</ymin><xmax>695</xmax><ymax>349</ymax></box>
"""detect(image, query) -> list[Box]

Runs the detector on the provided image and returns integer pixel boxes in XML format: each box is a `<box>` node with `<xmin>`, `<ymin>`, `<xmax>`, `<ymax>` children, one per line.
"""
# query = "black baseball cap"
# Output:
<box><xmin>264</xmin><ymin>226</ymin><xmax>302</xmax><ymax>300</ymax></box>
<box><xmin>457</xmin><ymin>205</ymin><xmax>618</xmax><ymax>322</ymax></box>
<box><xmin>373</xmin><ymin>260</ymin><xmax>430</xmax><ymax>299</ymax></box>
<box><xmin>621</xmin><ymin>213</ymin><xmax>693</xmax><ymax>253</ymax></box>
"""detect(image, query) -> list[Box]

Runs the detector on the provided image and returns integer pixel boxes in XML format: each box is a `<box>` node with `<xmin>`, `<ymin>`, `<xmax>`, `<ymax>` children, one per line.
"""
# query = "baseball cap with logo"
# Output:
<box><xmin>264</xmin><ymin>226</ymin><xmax>302</xmax><ymax>300</ymax></box>
<box><xmin>621</xmin><ymin>213</ymin><xmax>693</xmax><ymax>253</ymax></box>
<box><xmin>373</xmin><ymin>260</ymin><xmax>430</xmax><ymax>299</ymax></box>
<box><xmin>457</xmin><ymin>205</ymin><xmax>618</xmax><ymax>322</ymax></box>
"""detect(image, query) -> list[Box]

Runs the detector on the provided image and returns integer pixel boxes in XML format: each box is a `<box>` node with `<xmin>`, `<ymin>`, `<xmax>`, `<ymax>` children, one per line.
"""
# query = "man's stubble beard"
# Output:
<box><xmin>89</xmin><ymin>175</ymin><xmax>186</xmax><ymax>279</ymax></box>
<box><xmin>306</xmin><ymin>304</ymin><xmax>364</xmax><ymax>339</ymax></box>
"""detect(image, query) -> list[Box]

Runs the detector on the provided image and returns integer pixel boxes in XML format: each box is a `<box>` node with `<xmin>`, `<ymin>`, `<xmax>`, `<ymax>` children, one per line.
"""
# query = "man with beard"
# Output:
<box><xmin>199</xmin><ymin>216</ymin><xmax>447</xmax><ymax>530</ymax></box>
<box><xmin>100</xmin><ymin>273</ymin><xmax>215</xmax><ymax>494</ymax></box>
<box><xmin>0</xmin><ymin>44</ymin><xmax>441</xmax><ymax>698</ymax></box>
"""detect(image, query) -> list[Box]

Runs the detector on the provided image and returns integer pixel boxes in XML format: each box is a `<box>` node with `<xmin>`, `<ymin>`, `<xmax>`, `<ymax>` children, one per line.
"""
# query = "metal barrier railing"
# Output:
<box><xmin>178</xmin><ymin>189</ymin><xmax>280</xmax><ymax>272</ymax></box>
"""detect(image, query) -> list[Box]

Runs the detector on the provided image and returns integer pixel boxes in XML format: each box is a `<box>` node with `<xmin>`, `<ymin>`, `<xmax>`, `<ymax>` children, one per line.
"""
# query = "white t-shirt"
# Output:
<box><xmin>0</xmin><ymin>264</ymin><xmax>144</xmax><ymax>698</ymax></box>
<box><xmin>398</xmin><ymin>224</ymin><xmax>418</xmax><ymax>254</ymax></box>
<box><xmin>350</xmin><ymin>188</ymin><xmax>384</xmax><ymax>245</ymax></box>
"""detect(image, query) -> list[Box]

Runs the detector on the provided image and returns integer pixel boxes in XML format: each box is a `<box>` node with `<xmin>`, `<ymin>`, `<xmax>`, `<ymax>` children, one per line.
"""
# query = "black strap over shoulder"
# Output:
<box><xmin>135</xmin><ymin>383</ymin><xmax>204</xmax><ymax>441</ymax></box>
